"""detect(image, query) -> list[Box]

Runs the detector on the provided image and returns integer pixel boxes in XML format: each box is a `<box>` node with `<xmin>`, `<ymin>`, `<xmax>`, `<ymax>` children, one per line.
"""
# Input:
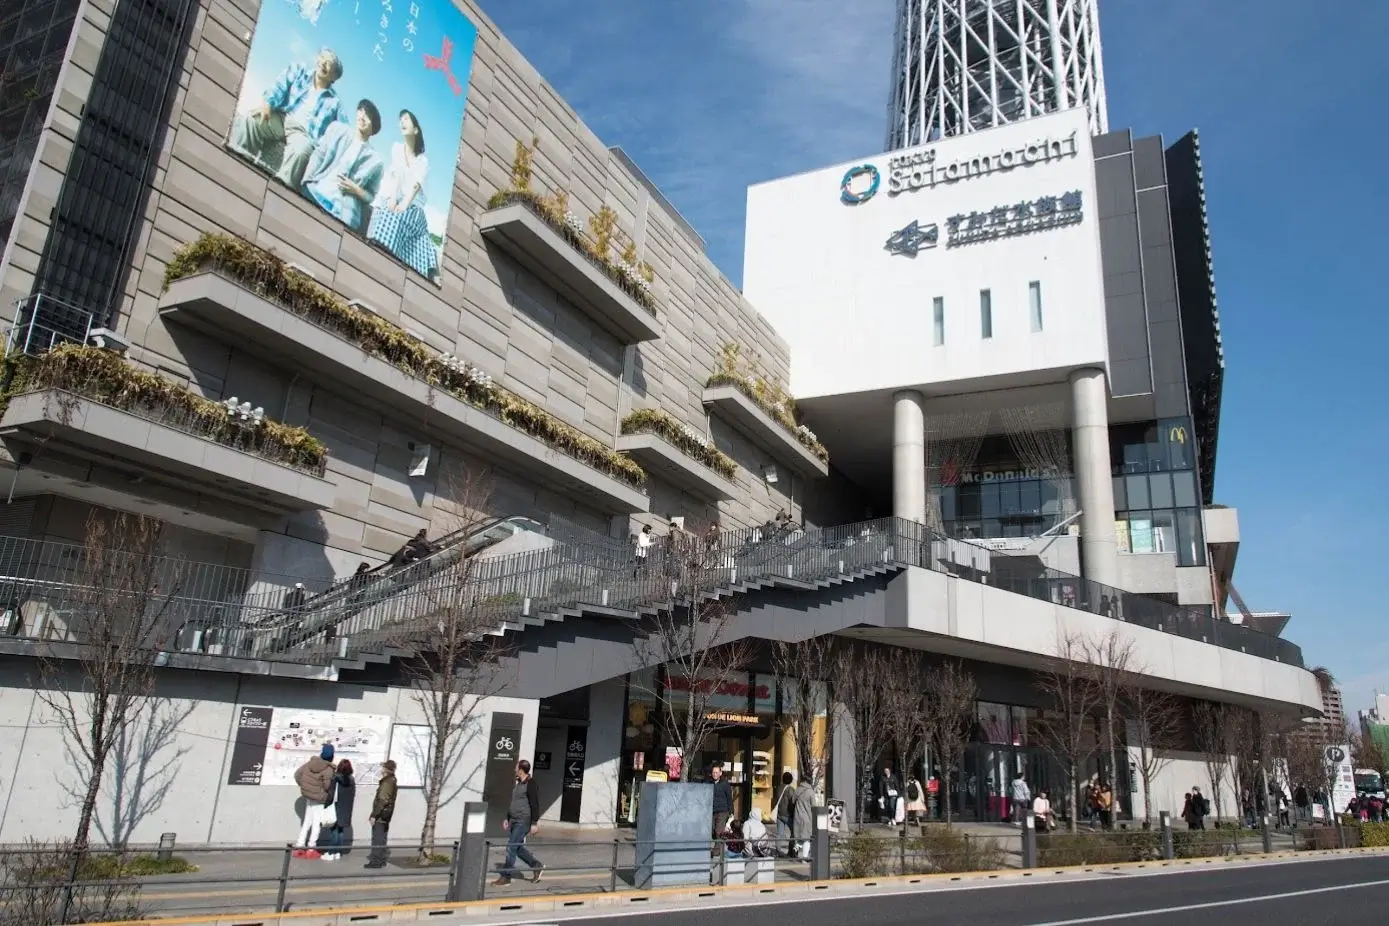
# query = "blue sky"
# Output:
<box><xmin>237</xmin><ymin>0</ymin><xmax>478</xmax><ymax>240</ymax></box>
<box><xmin>482</xmin><ymin>0</ymin><xmax>1389</xmax><ymax>717</ymax></box>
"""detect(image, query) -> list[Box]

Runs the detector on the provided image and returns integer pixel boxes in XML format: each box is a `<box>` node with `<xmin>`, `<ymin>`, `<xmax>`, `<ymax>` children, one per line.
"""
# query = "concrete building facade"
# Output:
<box><xmin>0</xmin><ymin>0</ymin><xmax>1319</xmax><ymax>845</ymax></box>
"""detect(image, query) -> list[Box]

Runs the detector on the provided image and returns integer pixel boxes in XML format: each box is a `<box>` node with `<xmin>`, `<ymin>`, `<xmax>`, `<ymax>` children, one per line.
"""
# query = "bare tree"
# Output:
<box><xmin>1192</xmin><ymin>701</ymin><xmax>1236</xmax><ymax>822</ymax></box>
<box><xmin>1351</xmin><ymin>726</ymin><xmax>1388</xmax><ymax>778</ymax></box>
<box><xmin>1125</xmin><ymin>685</ymin><xmax>1184</xmax><ymax>825</ymax></box>
<box><xmin>831</xmin><ymin>642</ymin><xmax>898</xmax><ymax>826</ymax></box>
<box><xmin>771</xmin><ymin>635</ymin><xmax>837</xmax><ymax>790</ymax></box>
<box><xmin>405</xmin><ymin>471</ymin><xmax>510</xmax><ymax>859</ymax></box>
<box><xmin>1082</xmin><ymin>630</ymin><xmax>1136</xmax><ymax>816</ymax></box>
<box><xmin>1034</xmin><ymin>631</ymin><xmax>1102</xmax><ymax>832</ymax></box>
<box><xmin>37</xmin><ymin>512</ymin><xmax>183</xmax><ymax>853</ymax></box>
<box><xmin>633</xmin><ymin>522</ymin><xmax>753</xmax><ymax>781</ymax></box>
<box><xmin>879</xmin><ymin>649</ymin><xmax>927</xmax><ymax>825</ymax></box>
<box><xmin>919</xmin><ymin>660</ymin><xmax>978</xmax><ymax>826</ymax></box>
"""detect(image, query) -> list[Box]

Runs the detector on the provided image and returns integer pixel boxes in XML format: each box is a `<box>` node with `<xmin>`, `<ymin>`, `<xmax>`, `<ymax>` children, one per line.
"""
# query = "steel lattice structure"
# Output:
<box><xmin>886</xmin><ymin>0</ymin><xmax>1108</xmax><ymax>149</ymax></box>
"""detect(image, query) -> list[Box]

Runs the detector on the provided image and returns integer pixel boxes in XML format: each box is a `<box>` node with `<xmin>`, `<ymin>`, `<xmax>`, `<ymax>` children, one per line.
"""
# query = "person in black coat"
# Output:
<box><xmin>321</xmin><ymin>759</ymin><xmax>356</xmax><ymax>860</ymax></box>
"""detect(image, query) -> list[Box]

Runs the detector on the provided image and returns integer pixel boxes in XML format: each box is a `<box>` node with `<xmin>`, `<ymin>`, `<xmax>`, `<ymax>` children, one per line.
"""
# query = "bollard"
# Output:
<box><xmin>810</xmin><ymin>805</ymin><xmax>831</xmax><ymax>881</ymax></box>
<box><xmin>274</xmin><ymin>843</ymin><xmax>293</xmax><ymax>913</ymax></box>
<box><xmin>1159</xmin><ymin>811</ymin><xmax>1174</xmax><ymax>860</ymax></box>
<box><xmin>1261</xmin><ymin>814</ymin><xmax>1272</xmax><ymax>853</ymax></box>
<box><xmin>157</xmin><ymin>832</ymin><xmax>176</xmax><ymax>862</ymax></box>
<box><xmin>1021</xmin><ymin>812</ymin><xmax>1037</xmax><ymax>869</ymax></box>
<box><xmin>446</xmin><ymin>802</ymin><xmax>489</xmax><ymax>902</ymax></box>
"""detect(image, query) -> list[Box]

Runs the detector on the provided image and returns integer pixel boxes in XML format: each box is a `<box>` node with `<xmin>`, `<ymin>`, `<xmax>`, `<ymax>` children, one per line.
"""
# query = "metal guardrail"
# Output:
<box><xmin>0</xmin><ymin>516</ymin><xmax>1304</xmax><ymax>668</ymax></box>
<box><xmin>0</xmin><ymin>818</ymin><xmax>1357</xmax><ymax>921</ymax></box>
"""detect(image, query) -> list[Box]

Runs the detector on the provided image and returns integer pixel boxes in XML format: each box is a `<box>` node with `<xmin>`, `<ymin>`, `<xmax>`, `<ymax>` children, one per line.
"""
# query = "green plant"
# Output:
<box><xmin>588</xmin><ymin>205</ymin><xmax>618</xmax><ymax>261</ymax></box>
<box><xmin>705</xmin><ymin>343</ymin><xmax>828</xmax><ymax>463</ymax></box>
<box><xmin>836</xmin><ymin>831</ymin><xmax>890</xmax><ymax>879</ymax></box>
<box><xmin>482</xmin><ymin>591</ymin><xmax>524</xmax><ymax>607</ymax></box>
<box><xmin>909</xmin><ymin>826</ymin><xmax>1007</xmax><ymax>873</ymax></box>
<box><xmin>1037</xmin><ymin>831</ymin><xmax>1161</xmax><ymax>866</ymax></box>
<box><xmin>163</xmin><ymin>234</ymin><xmax>646</xmax><ymax>489</ymax></box>
<box><xmin>620</xmin><ymin>408</ymin><xmax>736</xmax><ymax>481</ymax></box>
<box><xmin>509</xmin><ymin>137</ymin><xmax>537</xmax><ymax>192</ymax></box>
<box><xmin>1358</xmin><ymin>822</ymin><xmax>1389</xmax><ymax>848</ymax></box>
<box><xmin>2</xmin><ymin>343</ymin><xmax>328</xmax><ymax>474</ymax></box>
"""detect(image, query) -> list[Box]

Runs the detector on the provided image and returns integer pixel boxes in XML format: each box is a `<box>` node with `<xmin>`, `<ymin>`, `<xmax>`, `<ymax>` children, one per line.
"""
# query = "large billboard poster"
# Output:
<box><xmin>228</xmin><ymin>0</ymin><xmax>478</xmax><ymax>283</ymax></box>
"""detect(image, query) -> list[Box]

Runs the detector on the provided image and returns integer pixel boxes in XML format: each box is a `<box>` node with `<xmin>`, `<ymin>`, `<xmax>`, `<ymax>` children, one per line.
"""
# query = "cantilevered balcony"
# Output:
<box><xmin>0</xmin><ymin>386</ymin><xmax>335</xmax><ymax>518</ymax></box>
<box><xmin>702</xmin><ymin>383</ymin><xmax>829</xmax><ymax>479</ymax></box>
<box><xmin>158</xmin><ymin>237</ymin><xmax>649</xmax><ymax>515</ymax></box>
<box><xmin>617</xmin><ymin>410</ymin><xmax>739</xmax><ymax>501</ymax></box>
<box><xmin>478</xmin><ymin>195</ymin><xmax>662</xmax><ymax>344</ymax></box>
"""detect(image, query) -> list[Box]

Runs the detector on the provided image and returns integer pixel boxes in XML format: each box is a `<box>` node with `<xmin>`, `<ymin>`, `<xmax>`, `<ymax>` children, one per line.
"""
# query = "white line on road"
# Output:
<box><xmin>1022</xmin><ymin>877</ymin><xmax>1389</xmax><ymax>925</ymax></box>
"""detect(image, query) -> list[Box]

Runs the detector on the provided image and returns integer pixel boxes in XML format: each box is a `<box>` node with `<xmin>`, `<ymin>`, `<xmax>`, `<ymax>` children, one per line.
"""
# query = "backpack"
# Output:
<box><xmin>908</xmin><ymin>780</ymin><xmax>923</xmax><ymax>803</ymax></box>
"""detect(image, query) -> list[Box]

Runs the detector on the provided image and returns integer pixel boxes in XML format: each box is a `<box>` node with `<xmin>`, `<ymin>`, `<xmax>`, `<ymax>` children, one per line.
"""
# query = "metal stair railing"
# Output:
<box><xmin>0</xmin><ymin>517</ymin><xmax>1303</xmax><ymax>669</ymax></box>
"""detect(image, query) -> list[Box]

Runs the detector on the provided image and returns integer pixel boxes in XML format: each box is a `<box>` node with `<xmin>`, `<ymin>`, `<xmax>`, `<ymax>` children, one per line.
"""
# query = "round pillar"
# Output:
<box><xmin>892</xmin><ymin>390</ymin><xmax>926</xmax><ymax>524</ymax></box>
<box><xmin>1069</xmin><ymin>368</ymin><xmax>1119</xmax><ymax>589</ymax></box>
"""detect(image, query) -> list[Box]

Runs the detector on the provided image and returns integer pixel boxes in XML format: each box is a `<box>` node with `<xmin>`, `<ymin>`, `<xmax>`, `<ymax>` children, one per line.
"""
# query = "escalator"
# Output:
<box><xmin>250</xmin><ymin>515</ymin><xmax>549</xmax><ymax>655</ymax></box>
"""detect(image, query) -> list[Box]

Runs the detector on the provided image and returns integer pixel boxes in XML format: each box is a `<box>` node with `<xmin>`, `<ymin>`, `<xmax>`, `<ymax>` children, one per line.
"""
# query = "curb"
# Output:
<box><xmin>100</xmin><ymin>845</ymin><xmax>1389</xmax><ymax>925</ymax></box>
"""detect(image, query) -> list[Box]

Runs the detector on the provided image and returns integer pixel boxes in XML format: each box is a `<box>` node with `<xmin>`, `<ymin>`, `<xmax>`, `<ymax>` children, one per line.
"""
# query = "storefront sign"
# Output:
<box><xmin>704</xmin><ymin>710</ymin><xmax>759</xmax><ymax>727</ymax></box>
<box><xmin>226</xmin><ymin>707</ymin><xmax>273</xmax><ymax>786</ymax></box>
<box><xmin>560</xmin><ymin>725</ymin><xmax>587</xmax><ymax>822</ymax></box>
<box><xmin>664</xmin><ymin>676</ymin><xmax>770</xmax><ymax>702</ymax></box>
<box><xmin>947</xmin><ymin>465</ymin><xmax>1065</xmax><ymax>485</ymax></box>
<box><xmin>886</xmin><ymin>131</ymin><xmax>1079</xmax><ymax>197</ymax></box>
<box><xmin>884</xmin><ymin>220</ymin><xmax>939</xmax><ymax>257</ymax></box>
<box><xmin>946</xmin><ymin>191</ymin><xmax>1084</xmax><ymax>247</ymax></box>
<box><xmin>535</xmin><ymin>752</ymin><xmax>552</xmax><ymax>771</ymax></box>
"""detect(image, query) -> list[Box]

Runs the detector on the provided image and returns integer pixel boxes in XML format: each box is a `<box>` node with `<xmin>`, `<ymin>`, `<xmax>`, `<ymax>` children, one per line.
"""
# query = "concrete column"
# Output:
<box><xmin>1069</xmin><ymin>368</ymin><xmax>1119</xmax><ymax>589</ymax></box>
<box><xmin>892</xmin><ymin>390</ymin><xmax>927</xmax><ymax>524</ymax></box>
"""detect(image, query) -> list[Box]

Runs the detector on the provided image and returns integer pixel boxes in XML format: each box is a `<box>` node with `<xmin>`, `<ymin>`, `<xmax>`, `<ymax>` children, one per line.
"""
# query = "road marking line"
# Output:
<box><xmin>1021</xmin><ymin>877</ymin><xmax>1389</xmax><ymax>925</ymax></box>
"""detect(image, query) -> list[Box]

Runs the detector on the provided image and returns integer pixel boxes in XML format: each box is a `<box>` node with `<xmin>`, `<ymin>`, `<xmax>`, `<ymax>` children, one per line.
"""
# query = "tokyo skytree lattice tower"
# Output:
<box><xmin>886</xmin><ymin>0</ymin><xmax>1108</xmax><ymax>149</ymax></box>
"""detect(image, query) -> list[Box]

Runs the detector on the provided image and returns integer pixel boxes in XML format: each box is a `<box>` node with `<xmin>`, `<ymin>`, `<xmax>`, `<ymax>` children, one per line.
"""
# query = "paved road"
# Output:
<box><xmin>531</xmin><ymin>855</ymin><xmax>1389</xmax><ymax>926</ymax></box>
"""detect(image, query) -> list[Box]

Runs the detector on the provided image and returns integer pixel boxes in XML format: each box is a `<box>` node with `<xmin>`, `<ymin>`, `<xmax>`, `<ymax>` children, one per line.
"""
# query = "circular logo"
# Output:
<box><xmin>1325</xmin><ymin>746</ymin><xmax>1346</xmax><ymax>764</ymax></box>
<box><xmin>840</xmin><ymin>164</ymin><xmax>880</xmax><ymax>205</ymax></box>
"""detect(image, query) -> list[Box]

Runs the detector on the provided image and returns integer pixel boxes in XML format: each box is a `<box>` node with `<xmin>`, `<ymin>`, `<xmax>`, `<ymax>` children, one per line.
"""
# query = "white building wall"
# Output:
<box><xmin>744</xmin><ymin>108</ymin><xmax>1109</xmax><ymax>400</ymax></box>
<box><xmin>0</xmin><ymin>659</ymin><xmax>538</xmax><ymax>845</ymax></box>
<box><xmin>1126</xmin><ymin>741</ymin><xmax>1239</xmax><ymax>825</ymax></box>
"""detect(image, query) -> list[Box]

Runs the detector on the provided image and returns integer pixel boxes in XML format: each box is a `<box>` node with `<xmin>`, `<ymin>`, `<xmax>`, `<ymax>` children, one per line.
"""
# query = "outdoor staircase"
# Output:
<box><xmin>286</xmin><ymin>524</ymin><xmax>915</xmax><ymax>696</ymax></box>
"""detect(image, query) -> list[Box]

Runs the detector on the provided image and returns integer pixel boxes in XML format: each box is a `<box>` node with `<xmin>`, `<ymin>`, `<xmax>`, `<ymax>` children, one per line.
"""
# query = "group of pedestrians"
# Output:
<box><xmin>709</xmin><ymin>766</ymin><xmax>816</xmax><ymax>860</ymax></box>
<box><xmin>292</xmin><ymin>745</ymin><xmax>398</xmax><ymax>868</ymax></box>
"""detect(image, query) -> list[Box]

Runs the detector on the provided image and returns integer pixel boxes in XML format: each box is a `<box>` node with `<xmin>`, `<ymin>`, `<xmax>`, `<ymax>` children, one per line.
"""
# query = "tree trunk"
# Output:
<box><xmin>1141</xmin><ymin>755</ymin><xmax>1153</xmax><ymax>826</ymax></box>
<box><xmin>682</xmin><ymin>690</ymin><xmax>696</xmax><ymax>783</ymax></box>
<box><xmin>420</xmin><ymin>695</ymin><xmax>451</xmax><ymax>857</ymax></box>
<box><xmin>74</xmin><ymin>749</ymin><xmax>107</xmax><ymax>853</ymax></box>
<box><xmin>1068</xmin><ymin>763</ymin><xmax>1079</xmax><ymax>834</ymax></box>
<box><xmin>943</xmin><ymin>766</ymin><xmax>953</xmax><ymax>826</ymax></box>
<box><xmin>1107</xmin><ymin>711</ymin><xmax>1119</xmax><ymax>827</ymax></box>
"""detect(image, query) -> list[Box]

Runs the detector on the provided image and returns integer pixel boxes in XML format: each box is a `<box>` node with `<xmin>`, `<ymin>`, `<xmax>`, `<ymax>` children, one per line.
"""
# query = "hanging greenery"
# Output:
<box><xmin>706</xmin><ymin>342</ymin><xmax>829</xmax><ymax>463</ymax></box>
<box><xmin>485</xmin><ymin>138</ymin><xmax>657</xmax><ymax>315</ymax></box>
<box><xmin>620</xmin><ymin>408</ymin><xmax>737</xmax><ymax>481</ymax></box>
<box><xmin>1</xmin><ymin>343</ymin><xmax>329</xmax><ymax>474</ymax></box>
<box><xmin>163</xmin><ymin>233</ymin><xmax>647</xmax><ymax>489</ymax></box>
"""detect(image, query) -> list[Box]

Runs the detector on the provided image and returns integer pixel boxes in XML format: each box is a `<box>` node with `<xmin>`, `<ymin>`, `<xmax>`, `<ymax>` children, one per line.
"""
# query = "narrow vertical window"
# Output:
<box><xmin>979</xmin><ymin>289</ymin><xmax>993</xmax><ymax>339</ymax></box>
<box><xmin>1029</xmin><ymin>281</ymin><xmax>1043</xmax><ymax>332</ymax></box>
<box><xmin>932</xmin><ymin>296</ymin><xmax>945</xmax><ymax>346</ymax></box>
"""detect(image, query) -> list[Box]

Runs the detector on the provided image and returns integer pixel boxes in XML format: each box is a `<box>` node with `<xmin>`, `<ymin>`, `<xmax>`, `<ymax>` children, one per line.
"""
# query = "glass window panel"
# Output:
<box><xmin>1176</xmin><ymin>507</ymin><xmax>1206</xmax><ymax>566</ymax></box>
<box><xmin>1125</xmin><ymin>474</ymin><xmax>1150</xmax><ymax>509</ymax></box>
<box><xmin>1148</xmin><ymin>473</ymin><xmax>1174</xmax><ymax>509</ymax></box>
<box><xmin>981</xmin><ymin>482</ymin><xmax>1001</xmax><ymax>518</ymax></box>
<box><xmin>1151</xmin><ymin>511</ymin><xmax>1176</xmax><ymax>554</ymax></box>
<box><xmin>1000</xmin><ymin>480</ymin><xmax>1021</xmax><ymax>515</ymax></box>
<box><xmin>1129</xmin><ymin>513</ymin><xmax>1155</xmax><ymax>553</ymax></box>
<box><xmin>1115</xmin><ymin>518</ymin><xmax>1131</xmax><ymax>553</ymax></box>
<box><xmin>933</xmin><ymin>296</ymin><xmax>945</xmax><ymax>346</ymax></box>
<box><xmin>1172</xmin><ymin>471</ymin><xmax>1198</xmax><ymax>508</ymax></box>
<box><xmin>980</xmin><ymin>289</ymin><xmax>993</xmax><ymax>339</ymax></box>
<box><xmin>978</xmin><ymin>702</ymin><xmax>1010</xmax><ymax>744</ymax></box>
<box><xmin>958</xmin><ymin>484</ymin><xmax>980</xmax><ymax>518</ymax></box>
<box><xmin>1029</xmin><ymin>281</ymin><xmax>1043</xmax><ymax>331</ymax></box>
<box><xmin>1020</xmin><ymin>481</ymin><xmax>1042</xmax><ymax>515</ymax></box>
<box><xmin>1112</xmin><ymin>476</ymin><xmax>1127</xmax><ymax>511</ymax></box>
<box><xmin>940</xmin><ymin>487</ymin><xmax>957</xmax><ymax>521</ymax></box>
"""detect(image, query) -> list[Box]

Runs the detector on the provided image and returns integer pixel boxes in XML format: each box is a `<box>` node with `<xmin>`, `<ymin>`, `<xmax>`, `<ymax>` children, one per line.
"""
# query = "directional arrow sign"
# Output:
<box><xmin>566</xmin><ymin>761</ymin><xmax>582</xmax><ymax>778</ymax></box>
